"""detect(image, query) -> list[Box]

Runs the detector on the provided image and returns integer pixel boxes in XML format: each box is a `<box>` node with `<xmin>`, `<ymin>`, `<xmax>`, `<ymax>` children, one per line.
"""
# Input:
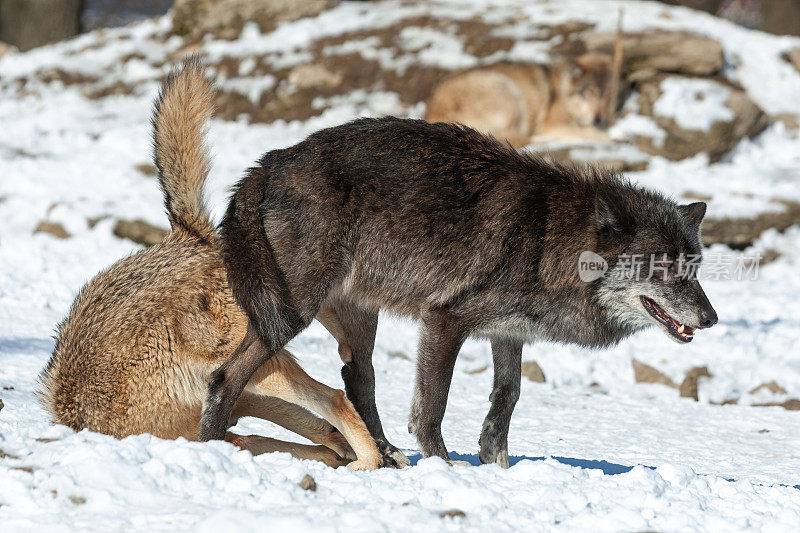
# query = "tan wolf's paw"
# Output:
<box><xmin>346</xmin><ymin>456</ymin><xmax>382</xmax><ymax>471</ymax></box>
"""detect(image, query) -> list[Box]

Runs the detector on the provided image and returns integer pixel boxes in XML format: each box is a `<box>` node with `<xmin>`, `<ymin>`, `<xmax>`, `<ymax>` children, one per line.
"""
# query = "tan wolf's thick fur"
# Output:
<box><xmin>39</xmin><ymin>58</ymin><xmax>382</xmax><ymax>470</ymax></box>
<box><xmin>425</xmin><ymin>56</ymin><xmax>613</xmax><ymax>147</ymax></box>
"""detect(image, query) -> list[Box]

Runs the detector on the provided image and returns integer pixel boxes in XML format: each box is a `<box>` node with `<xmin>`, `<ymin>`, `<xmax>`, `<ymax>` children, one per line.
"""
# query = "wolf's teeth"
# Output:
<box><xmin>677</xmin><ymin>325</ymin><xmax>685</xmax><ymax>334</ymax></box>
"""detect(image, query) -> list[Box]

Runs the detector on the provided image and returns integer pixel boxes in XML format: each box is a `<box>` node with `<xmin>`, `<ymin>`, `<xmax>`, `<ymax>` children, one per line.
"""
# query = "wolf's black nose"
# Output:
<box><xmin>699</xmin><ymin>309</ymin><xmax>718</xmax><ymax>328</ymax></box>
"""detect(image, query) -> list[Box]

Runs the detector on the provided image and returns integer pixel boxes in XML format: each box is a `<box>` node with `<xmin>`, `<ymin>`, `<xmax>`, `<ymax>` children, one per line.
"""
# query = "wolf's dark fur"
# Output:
<box><xmin>206</xmin><ymin>117</ymin><xmax>717</xmax><ymax>463</ymax></box>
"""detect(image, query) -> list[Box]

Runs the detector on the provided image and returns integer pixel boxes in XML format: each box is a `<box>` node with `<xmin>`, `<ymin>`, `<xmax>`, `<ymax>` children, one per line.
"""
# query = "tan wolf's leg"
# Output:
<box><xmin>244</xmin><ymin>349</ymin><xmax>382</xmax><ymax>471</ymax></box>
<box><xmin>224</xmin><ymin>432</ymin><xmax>348</xmax><ymax>468</ymax></box>
<box><xmin>231</xmin><ymin>393</ymin><xmax>355</xmax><ymax>461</ymax></box>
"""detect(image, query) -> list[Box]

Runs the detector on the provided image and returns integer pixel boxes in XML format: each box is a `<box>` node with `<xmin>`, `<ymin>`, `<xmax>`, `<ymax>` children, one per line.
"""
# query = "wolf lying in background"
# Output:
<box><xmin>426</xmin><ymin>56</ymin><xmax>614</xmax><ymax>148</ymax></box>
<box><xmin>202</xmin><ymin>109</ymin><xmax>718</xmax><ymax>467</ymax></box>
<box><xmin>39</xmin><ymin>59</ymin><xmax>382</xmax><ymax>470</ymax></box>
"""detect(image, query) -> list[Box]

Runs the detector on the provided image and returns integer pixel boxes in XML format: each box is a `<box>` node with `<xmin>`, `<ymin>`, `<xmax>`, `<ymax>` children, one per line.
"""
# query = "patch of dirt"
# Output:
<box><xmin>388</xmin><ymin>350</ymin><xmax>411</xmax><ymax>361</ymax></box>
<box><xmin>679</xmin><ymin>366</ymin><xmax>712</xmax><ymax>401</ymax></box>
<box><xmin>632</xmin><ymin>359</ymin><xmax>678</xmax><ymax>388</ymax></box>
<box><xmin>521</xmin><ymin>360</ymin><xmax>546</xmax><ymax>383</ymax></box>
<box><xmin>0</xmin><ymin>448</ymin><xmax>20</xmax><ymax>460</ymax></box>
<box><xmin>34</xmin><ymin>221</ymin><xmax>71</xmax><ymax>239</ymax></box>
<box><xmin>134</xmin><ymin>163</ymin><xmax>157</xmax><ymax>177</ymax></box>
<box><xmin>87</xmin><ymin>215</ymin><xmax>110</xmax><ymax>229</ymax></box>
<box><xmin>749</xmin><ymin>381</ymin><xmax>787</xmax><ymax>395</ymax></box>
<box><xmin>82</xmin><ymin>81</ymin><xmax>139</xmax><ymax>99</ymax></box>
<box><xmin>753</xmin><ymin>399</ymin><xmax>800</xmax><ymax>410</ymax></box>
<box><xmin>38</xmin><ymin>68</ymin><xmax>98</xmax><ymax>86</ymax></box>
<box><xmin>439</xmin><ymin>509</ymin><xmax>466</xmax><ymax>519</ymax></box>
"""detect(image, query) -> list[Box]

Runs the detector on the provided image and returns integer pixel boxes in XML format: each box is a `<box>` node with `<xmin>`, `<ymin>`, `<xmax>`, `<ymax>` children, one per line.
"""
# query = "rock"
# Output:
<box><xmin>34</xmin><ymin>221</ymin><xmax>70</xmax><ymax>239</ymax></box>
<box><xmin>0</xmin><ymin>40</ymin><xmax>17</xmax><ymax>58</ymax></box>
<box><xmin>113</xmin><ymin>219</ymin><xmax>168</xmax><ymax>247</ymax></box>
<box><xmin>701</xmin><ymin>200</ymin><xmax>800</xmax><ymax>249</ymax></box>
<box><xmin>749</xmin><ymin>381</ymin><xmax>787</xmax><ymax>395</ymax></box>
<box><xmin>134</xmin><ymin>163</ymin><xmax>156</xmax><ymax>177</ymax></box>
<box><xmin>632</xmin><ymin>359</ymin><xmax>678</xmax><ymax>389</ymax></box>
<box><xmin>634</xmin><ymin>76</ymin><xmax>767</xmax><ymax>162</ymax></box>
<box><xmin>686</xmin><ymin>366</ymin><xmax>712</xmax><ymax>380</ymax></box>
<box><xmin>521</xmin><ymin>361</ymin><xmax>546</xmax><ymax>383</ymax></box>
<box><xmin>679</xmin><ymin>376</ymin><xmax>699</xmax><ymax>401</ymax></box>
<box><xmin>288</xmin><ymin>63</ymin><xmax>342</xmax><ymax>90</ymax></box>
<box><xmin>782</xmin><ymin>48</ymin><xmax>800</xmax><ymax>74</ymax></box>
<box><xmin>710</xmin><ymin>397</ymin><xmax>739</xmax><ymax>406</ymax></box>
<box><xmin>172</xmin><ymin>0</ymin><xmax>333</xmax><ymax>39</ymax></box>
<box><xmin>298</xmin><ymin>474</ymin><xmax>316</xmax><ymax>491</ymax></box>
<box><xmin>439</xmin><ymin>509</ymin><xmax>466</xmax><ymax>519</ymax></box>
<box><xmin>388</xmin><ymin>350</ymin><xmax>411</xmax><ymax>361</ymax></box>
<box><xmin>0</xmin><ymin>398</ymin><xmax>3</xmax><ymax>413</ymax></box>
<box><xmin>583</xmin><ymin>31</ymin><xmax>723</xmax><ymax>77</ymax></box>
<box><xmin>678</xmin><ymin>367</ymin><xmax>710</xmax><ymax>402</ymax></box>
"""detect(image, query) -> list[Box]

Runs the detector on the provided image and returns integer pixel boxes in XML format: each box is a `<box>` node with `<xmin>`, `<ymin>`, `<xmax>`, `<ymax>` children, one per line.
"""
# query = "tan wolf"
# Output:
<box><xmin>38</xmin><ymin>58</ymin><xmax>382</xmax><ymax>470</ymax></box>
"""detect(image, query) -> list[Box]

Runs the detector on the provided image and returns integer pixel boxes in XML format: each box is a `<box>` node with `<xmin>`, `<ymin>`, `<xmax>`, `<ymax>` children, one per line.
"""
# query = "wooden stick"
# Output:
<box><xmin>607</xmin><ymin>8</ymin><xmax>624</xmax><ymax>127</ymax></box>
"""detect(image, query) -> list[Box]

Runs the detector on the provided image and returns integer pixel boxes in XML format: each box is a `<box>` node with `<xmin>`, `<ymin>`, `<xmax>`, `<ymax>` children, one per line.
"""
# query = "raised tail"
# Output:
<box><xmin>152</xmin><ymin>56</ymin><xmax>216</xmax><ymax>242</ymax></box>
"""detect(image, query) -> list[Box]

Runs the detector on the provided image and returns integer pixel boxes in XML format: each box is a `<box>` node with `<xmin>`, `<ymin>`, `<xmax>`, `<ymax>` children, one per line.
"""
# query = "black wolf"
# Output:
<box><xmin>203</xmin><ymin>117</ymin><xmax>717</xmax><ymax>466</ymax></box>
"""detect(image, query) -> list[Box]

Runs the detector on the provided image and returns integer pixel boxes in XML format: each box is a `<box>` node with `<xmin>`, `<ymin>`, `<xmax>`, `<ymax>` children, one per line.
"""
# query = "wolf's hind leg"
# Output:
<box><xmin>231</xmin><ymin>392</ymin><xmax>355</xmax><ymax>461</ymax></box>
<box><xmin>479</xmin><ymin>337</ymin><xmax>522</xmax><ymax>468</ymax></box>
<box><xmin>244</xmin><ymin>350</ymin><xmax>382</xmax><ymax>471</ymax></box>
<box><xmin>325</xmin><ymin>299</ymin><xmax>410</xmax><ymax>468</ymax></box>
<box><xmin>225</xmin><ymin>433</ymin><xmax>348</xmax><ymax>468</ymax></box>
<box><xmin>408</xmin><ymin>309</ymin><xmax>466</xmax><ymax>462</ymax></box>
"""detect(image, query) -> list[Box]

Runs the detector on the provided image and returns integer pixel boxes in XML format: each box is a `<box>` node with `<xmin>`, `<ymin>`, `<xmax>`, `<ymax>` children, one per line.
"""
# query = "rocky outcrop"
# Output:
<box><xmin>583</xmin><ymin>30</ymin><xmax>723</xmax><ymax>78</ymax></box>
<box><xmin>632</xmin><ymin>76</ymin><xmax>767</xmax><ymax>162</ymax></box>
<box><xmin>172</xmin><ymin>0</ymin><xmax>333</xmax><ymax>39</ymax></box>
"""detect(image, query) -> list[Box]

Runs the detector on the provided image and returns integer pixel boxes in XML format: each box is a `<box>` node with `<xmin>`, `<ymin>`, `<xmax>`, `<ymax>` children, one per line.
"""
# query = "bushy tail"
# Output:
<box><xmin>152</xmin><ymin>56</ymin><xmax>216</xmax><ymax>242</ymax></box>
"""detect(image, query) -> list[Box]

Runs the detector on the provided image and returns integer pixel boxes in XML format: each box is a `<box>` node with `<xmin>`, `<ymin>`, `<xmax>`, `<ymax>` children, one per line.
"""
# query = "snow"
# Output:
<box><xmin>653</xmin><ymin>78</ymin><xmax>734</xmax><ymax>131</ymax></box>
<box><xmin>2</xmin><ymin>0</ymin><xmax>800</xmax><ymax>531</ymax></box>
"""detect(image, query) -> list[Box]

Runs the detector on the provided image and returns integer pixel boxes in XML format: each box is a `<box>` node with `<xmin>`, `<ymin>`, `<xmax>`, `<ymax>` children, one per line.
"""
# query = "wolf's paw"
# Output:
<box><xmin>377</xmin><ymin>440</ymin><xmax>411</xmax><ymax>468</ymax></box>
<box><xmin>346</xmin><ymin>457</ymin><xmax>381</xmax><ymax>471</ymax></box>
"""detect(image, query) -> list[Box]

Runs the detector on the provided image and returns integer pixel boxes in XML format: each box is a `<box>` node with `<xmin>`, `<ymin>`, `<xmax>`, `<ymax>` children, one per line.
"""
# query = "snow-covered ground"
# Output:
<box><xmin>2</xmin><ymin>1</ymin><xmax>800</xmax><ymax>530</ymax></box>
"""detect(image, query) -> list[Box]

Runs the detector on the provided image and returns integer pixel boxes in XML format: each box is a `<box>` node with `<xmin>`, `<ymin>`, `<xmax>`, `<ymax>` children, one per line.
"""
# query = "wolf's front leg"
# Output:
<box><xmin>479</xmin><ymin>337</ymin><xmax>522</xmax><ymax>468</ymax></box>
<box><xmin>324</xmin><ymin>300</ymin><xmax>411</xmax><ymax>467</ymax></box>
<box><xmin>408</xmin><ymin>309</ymin><xmax>466</xmax><ymax>461</ymax></box>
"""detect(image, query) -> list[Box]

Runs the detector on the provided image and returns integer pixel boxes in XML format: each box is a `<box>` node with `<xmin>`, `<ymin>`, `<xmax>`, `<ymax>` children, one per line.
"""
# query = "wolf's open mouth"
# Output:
<box><xmin>640</xmin><ymin>296</ymin><xmax>695</xmax><ymax>343</ymax></box>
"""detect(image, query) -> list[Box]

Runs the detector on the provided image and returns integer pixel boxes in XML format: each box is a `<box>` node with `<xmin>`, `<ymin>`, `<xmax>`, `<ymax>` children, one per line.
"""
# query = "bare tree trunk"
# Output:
<box><xmin>0</xmin><ymin>0</ymin><xmax>83</xmax><ymax>51</ymax></box>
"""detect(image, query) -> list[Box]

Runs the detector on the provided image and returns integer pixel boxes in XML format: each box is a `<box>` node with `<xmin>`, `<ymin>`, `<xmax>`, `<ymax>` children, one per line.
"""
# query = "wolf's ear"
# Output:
<box><xmin>595</xmin><ymin>196</ymin><xmax>622</xmax><ymax>238</ymax></box>
<box><xmin>678</xmin><ymin>202</ymin><xmax>706</xmax><ymax>233</ymax></box>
